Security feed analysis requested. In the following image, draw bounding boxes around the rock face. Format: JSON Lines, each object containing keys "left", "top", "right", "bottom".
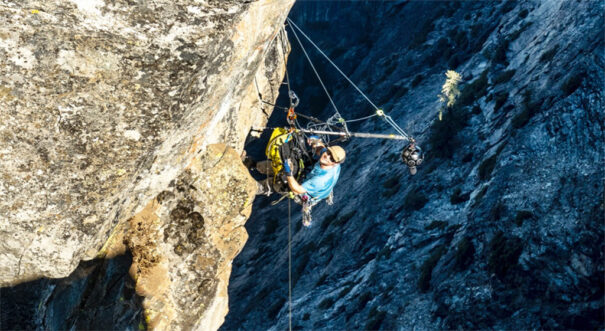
{"left": 224, "top": 1, "right": 603, "bottom": 330}
{"left": 0, "top": 0, "right": 294, "bottom": 329}
{"left": 121, "top": 144, "right": 257, "bottom": 330}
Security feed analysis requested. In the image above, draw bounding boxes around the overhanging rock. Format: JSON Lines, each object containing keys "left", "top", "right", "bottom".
{"left": 0, "top": 0, "right": 294, "bottom": 295}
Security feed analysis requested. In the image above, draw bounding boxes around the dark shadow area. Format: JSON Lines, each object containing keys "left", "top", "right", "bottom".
{"left": 0, "top": 252, "right": 145, "bottom": 331}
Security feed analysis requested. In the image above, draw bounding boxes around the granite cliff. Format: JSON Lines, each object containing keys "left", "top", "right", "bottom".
{"left": 1, "top": 0, "right": 294, "bottom": 329}
{"left": 224, "top": 1, "right": 604, "bottom": 330}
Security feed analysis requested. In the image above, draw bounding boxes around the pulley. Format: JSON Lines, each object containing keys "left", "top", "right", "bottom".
{"left": 401, "top": 142, "right": 424, "bottom": 175}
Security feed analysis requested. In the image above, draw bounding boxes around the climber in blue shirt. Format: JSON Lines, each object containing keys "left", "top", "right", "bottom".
{"left": 283, "top": 136, "right": 345, "bottom": 200}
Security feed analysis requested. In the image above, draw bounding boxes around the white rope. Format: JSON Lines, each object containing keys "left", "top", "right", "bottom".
{"left": 287, "top": 18, "right": 380, "bottom": 110}
{"left": 286, "top": 18, "right": 411, "bottom": 141}
{"left": 344, "top": 113, "right": 379, "bottom": 123}
{"left": 288, "top": 21, "right": 351, "bottom": 137}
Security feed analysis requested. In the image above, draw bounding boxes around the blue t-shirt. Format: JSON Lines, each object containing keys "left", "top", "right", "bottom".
{"left": 301, "top": 163, "right": 341, "bottom": 200}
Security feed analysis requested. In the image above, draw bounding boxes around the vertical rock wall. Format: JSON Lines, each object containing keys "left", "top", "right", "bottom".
{"left": 0, "top": 0, "right": 295, "bottom": 329}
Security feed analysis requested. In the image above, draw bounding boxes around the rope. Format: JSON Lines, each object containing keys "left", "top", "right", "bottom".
{"left": 254, "top": 26, "right": 293, "bottom": 112}
{"left": 287, "top": 20, "right": 351, "bottom": 138}
{"left": 288, "top": 199, "right": 292, "bottom": 331}
{"left": 286, "top": 18, "right": 412, "bottom": 142}
{"left": 279, "top": 26, "right": 295, "bottom": 110}
{"left": 287, "top": 18, "right": 380, "bottom": 110}
{"left": 343, "top": 113, "right": 379, "bottom": 123}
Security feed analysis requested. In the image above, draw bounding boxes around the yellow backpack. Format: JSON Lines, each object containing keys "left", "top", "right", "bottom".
{"left": 265, "top": 127, "right": 291, "bottom": 176}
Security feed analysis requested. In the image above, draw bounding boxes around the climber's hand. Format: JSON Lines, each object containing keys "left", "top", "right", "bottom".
{"left": 307, "top": 135, "right": 322, "bottom": 148}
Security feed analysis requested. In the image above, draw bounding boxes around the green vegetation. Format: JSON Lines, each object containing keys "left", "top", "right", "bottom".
{"left": 418, "top": 245, "right": 446, "bottom": 292}
{"left": 425, "top": 220, "right": 448, "bottom": 231}
{"left": 478, "top": 154, "right": 498, "bottom": 181}
{"left": 539, "top": 45, "right": 559, "bottom": 63}
{"left": 365, "top": 307, "right": 387, "bottom": 330}
{"left": 404, "top": 190, "right": 428, "bottom": 211}
{"left": 514, "top": 210, "right": 534, "bottom": 226}
{"left": 454, "top": 237, "right": 475, "bottom": 271}
{"left": 318, "top": 297, "right": 334, "bottom": 310}
{"left": 561, "top": 73, "right": 584, "bottom": 96}
{"left": 450, "top": 188, "right": 470, "bottom": 204}
{"left": 493, "top": 70, "right": 516, "bottom": 85}
{"left": 487, "top": 231, "right": 523, "bottom": 278}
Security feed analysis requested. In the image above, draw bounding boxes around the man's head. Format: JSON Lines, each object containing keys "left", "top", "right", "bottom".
{"left": 320, "top": 145, "right": 346, "bottom": 166}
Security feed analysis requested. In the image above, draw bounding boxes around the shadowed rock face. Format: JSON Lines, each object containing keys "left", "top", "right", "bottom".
{"left": 224, "top": 1, "right": 604, "bottom": 330}
{"left": 0, "top": 0, "right": 294, "bottom": 329}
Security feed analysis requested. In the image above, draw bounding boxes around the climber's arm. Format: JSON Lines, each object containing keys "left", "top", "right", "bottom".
{"left": 286, "top": 175, "right": 307, "bottom": 195}
{"left": 283, "top": 160, "right": 307, "bottom": 195}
